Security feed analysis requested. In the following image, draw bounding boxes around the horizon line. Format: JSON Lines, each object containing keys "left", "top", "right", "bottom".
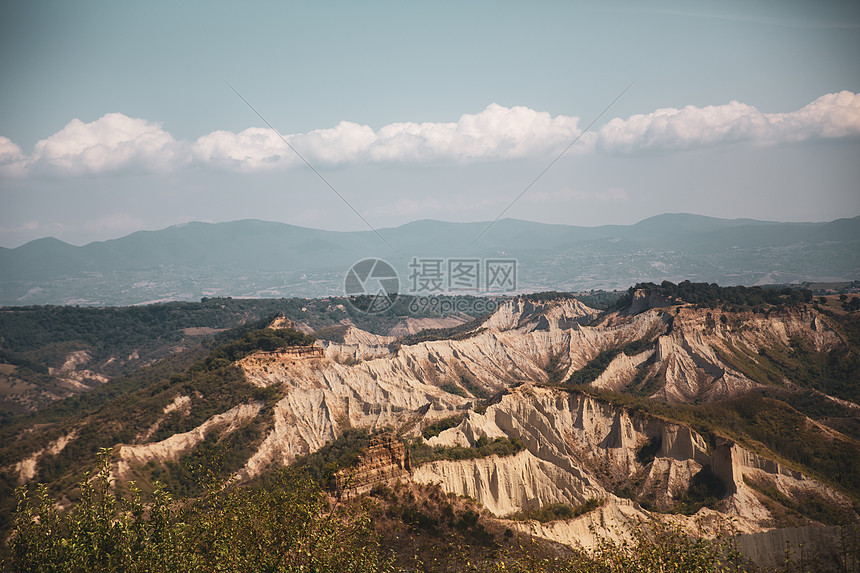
{"left": 3, "top": 211, "right": 859, "bottom": 250}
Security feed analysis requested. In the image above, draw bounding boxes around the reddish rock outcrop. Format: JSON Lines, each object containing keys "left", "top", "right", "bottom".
{"left": 332, "top": 432, "right": 410, "bottom": 498}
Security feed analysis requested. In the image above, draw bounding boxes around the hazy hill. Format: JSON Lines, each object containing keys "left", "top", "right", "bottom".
{"left": 1, "top": 214, "right": 858, "bottom": 305}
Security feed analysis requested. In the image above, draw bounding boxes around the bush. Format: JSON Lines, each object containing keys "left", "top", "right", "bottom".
{"left": 10, "top": 449, "right": 384, "bottom": 573}
{"left": 508, "top": 498, "right": 604, "bottom": 523}
{"left": 636, "top": 436, "right": 662, "bottom": 465}
{"left": 292, "top": 428, "right": 375, "bottom": 487}
{"left": 421, "top": 415, "right": 465, "bottom": 439}
{"left": 675, "top": 465, "right": 727, "bottom": 515}
{"left": 198, "top": 327, "right": 316, "bottom": 371}
{"left": 616, "top": 280, "right": 813, "bottom": 311}
{"left": 410, "top": 437, "right": 526, "bottom": 466}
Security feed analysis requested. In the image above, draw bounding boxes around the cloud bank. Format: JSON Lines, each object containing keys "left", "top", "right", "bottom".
{"left": 0, "top": 137, "right": 28, "bottom": 177}
{"left": 594, "top": 91, "right": 860, "bottom": 153}
{"left": 191, "top": 104, "right": 582, "bottom": 172}
{"left": 29, "top": 113, "right": 187, "bottom": 176}
{"left": 2, "top": 92, "right": 858, "bottom": 177}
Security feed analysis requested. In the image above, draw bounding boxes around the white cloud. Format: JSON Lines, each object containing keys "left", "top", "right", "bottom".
{"left": 776, "top": 91, "right": 860, "bottom": 140}
{"left": 192, "top": 127, "right": 297, "bottom": 172}
{"left": 0, "top": 136, "right": 28, "bottom": 177}
{"left": 29, "top": 113, "right": 188, "bottom": 176}
{"left": 595, "top": 91, "right": 860, "bottom": 153}
{"left": 1, "top": 92, "right": 858, "bottom": 178}
{"left": 192, "top": 104, "right": 582, "bottom": 170}
{"left": 0, "top": 220, "right": 40, "bottom": 233}
{"left": 368, "top": 104, "right": 582, "bottom": 162}
{"left": 292, "top": 121, "right": 378, "bottom": 164}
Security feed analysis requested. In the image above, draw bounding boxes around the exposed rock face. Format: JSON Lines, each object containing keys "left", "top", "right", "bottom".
{"left": 268, "top": 314, "right": 295, "bottom": 330}
{"left": 8, "top": 293, "right": 856, "bottom": 573}
{"left": 135, "top": 394, "right": 192, "bottom": 443}
{"left": 413, "top": 384, "right": 854, "bottom": 533}
{"left": 237, "top": 351, "right": 470, "bottom": 479}
{"left": 591, "top": 349, "right": 654, "bottom": 392}
{"left": 114, "top": 402, "right": 263, "bottom": 479}
{"left": 412, "top": 449, "right": 603, "bottom": 516}
{"left": 628, "top": 288, "right": 673, "bottom": 314}
{"left": 386, "top": 315, "right": 471, "bottom": 337}
{"left": 13, "top": 430, "right": 78, "bottom": 483}
{"left": 333, "top": 432, "right": 410, "bottom": 497}
{"left": 74, "top": 295, "right": 853, "bottom": 568}
{"left": 231, "top": 297, "right": 855, "bottom": 537}
{"left": 653, "top": 306, "right": 841, "bottom": 403}
{"left": 506, "top": 498, "right": 648, "bottom": 550}
{"left": 481, "top": 297, "right": 598, "bottom": 332}
{"left": 237, "top": 297, "right": 669, "bottom": 477}
{"left": 50, "top": 350, "right": 110, "bottom": 393}
{"left": 321, "top": 326, "right": 397, "bottom": 362}
{"left": 709, "top": 437, "right": 853, "bottom": 528}
{"left": 735, "top": 524, "right": 860, "bottom": 572}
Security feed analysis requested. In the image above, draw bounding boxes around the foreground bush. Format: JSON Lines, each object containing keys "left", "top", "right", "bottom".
{"left": 10, "top": 450, "right": 383, "bottom": 573}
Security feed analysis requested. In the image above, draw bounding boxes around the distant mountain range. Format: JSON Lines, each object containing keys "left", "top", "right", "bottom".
{"left": 1, "top": 214, "right": 858, "bottom": 306}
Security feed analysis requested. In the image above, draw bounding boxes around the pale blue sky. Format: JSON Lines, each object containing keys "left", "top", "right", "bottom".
{"left": 1, "top": 0, "right": 859, "bottom": 247}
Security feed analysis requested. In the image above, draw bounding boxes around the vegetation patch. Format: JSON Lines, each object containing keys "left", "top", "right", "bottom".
{"left": 615, "top": 280, "right": 813, "bottom": 310}
{"left": 292, "top": 428, "right": 379, "bottom": 487}
{"left": 198, "top": 327, "right": 316, "bottom": 371}
{"left": 368, "top": 481, "right": 503, "bottom": 564}
{"left": 630, "top": 366, "right": 662, "bottom": 398}
{"left": 743, "top": 475, "right": 849, "bottom": 525}
{"left": 566, "top": 349, "right": 621, "bottom": 386}
{"left": 521, "top": 290, "right": 627, "bottom": 310}
{"left": 565, "top": 337, "right": 655, "bottom": 387}
{"left": 713, "top": 341, "right": 786, "bottom": 387}
{"left": 715, "top": 333, "right": 860, "bottom": 405}
{"left": 10, "top": 461, "right": 762, "bottom": 573}
{"left": 507, "top": 498, "right": 604, "bottom": 522}
{"left": 312, "top": 324, "right": 349, "bottom": 342}
{"left": 522, "top": 291, "right": 578, "bottom": 303}
{"left": 440, "top": 383, "right": 468, "bottom": 397}
{"left": 543, "top": 352, "right": 568, "bottom": 384}
{"left": 154, "top": 409, "right": 273, "bottom": 497}
{"left": 636, "top": 436, "right": 662, "bottom": 465}
{"left": 458, "top": 371, "right": 490, "bottom": 399}
{"left": 0, "top": 349, "right": 49, "bottom": 375}
{"left": 11, "top": 451, "right": 385, "bottom": 573}
{"left": 409, "top": 436, "right": 525, "bottom": 466}
{"left": 421, "top": 415, "right": 465, "bottom": 439}
{"left": 674, "top": 465, "right": 727, "bottom": 515}
{"left": 575, "top": 386, "right": 860, "bottom": 501}
{"left": 621, "top": 338, "right": 653, "bottom": 356}
{"left": 393, "top": 316, "right": 489, "bottom": 347}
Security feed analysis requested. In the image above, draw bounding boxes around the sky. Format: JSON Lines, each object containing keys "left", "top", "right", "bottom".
{"left": 1, "top": 0, "right": 859, "bottom": 248}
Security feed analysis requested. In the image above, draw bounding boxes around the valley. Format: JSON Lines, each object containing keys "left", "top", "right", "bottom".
{"left": 2, "top": 215, "right": 858, "bottom": 306}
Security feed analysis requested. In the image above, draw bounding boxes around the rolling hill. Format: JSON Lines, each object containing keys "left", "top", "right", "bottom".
{"left": 1, "top": 214, "right": 858, "bottom": 306}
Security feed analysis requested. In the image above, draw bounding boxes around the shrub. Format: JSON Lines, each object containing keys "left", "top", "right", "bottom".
{"left": 409, "top": 437, "right": 526, "bottom": 466}
{"left": 10, "top": 449, "right": 385, "bottom": 573}
{"left": 508, "top": 498, "right": 604, "bottom": 523}
{"left": 421, "top": 415, "right": 465, "bottom": 439}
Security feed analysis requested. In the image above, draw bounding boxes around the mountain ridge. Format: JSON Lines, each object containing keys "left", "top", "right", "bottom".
{"left": 1, "top": 213, "right": 858, "bottom": 306}
{"left": 9, "top": 212, "right": 856, "bottom": 252}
